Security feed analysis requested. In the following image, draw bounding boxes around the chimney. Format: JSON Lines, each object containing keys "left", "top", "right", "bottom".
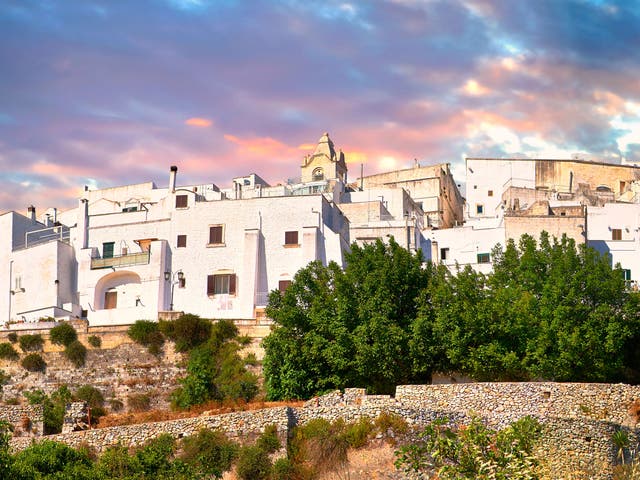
{"left": 27, "top": 205, "right": 36, "bottom": 222}
{"left": 169, "top": 165, "right": 178, "bottom": 193}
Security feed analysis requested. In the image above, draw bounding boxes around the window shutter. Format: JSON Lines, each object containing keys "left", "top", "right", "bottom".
{"left": 229, "top": 274, "right": 237, "bottom": 295}
{"left": 207, "top": 275, "right": 215, "bottom": 296}
{"left": 175, "top": 195, "right": 188, "bottom": 208}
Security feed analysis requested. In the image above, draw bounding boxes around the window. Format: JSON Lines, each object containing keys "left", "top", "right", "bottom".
{"left": 122, "top": 206, "right": 138, "bottom": 212}
{"left": 476, "top": 204, "right": 484, "bottom": 215}
{"left": 207, "top": 274, "right": 236, "bottom": 296}
{"left": 175, "top": 194, "right": 188, "bottom": 208}
{"left": 104, "top": 290, "right": 117, "bottom": 309}
{"left": 622, "top": 269, "right": 631, "bottom": 281}
{"left": 177, "top": 235, "right": 187, "bottom": 248}
{"left": 103, "top": 242, "right": 115, "bottom": 259}
{"left": 612, "top": 229, "right": 622, "bottom": 241}
{"left": 477, "top": 253, "right": 491, "bottom": 264}
{"left": 285, "top": 231, "right": 299, "bottom": 246}
{"left": 440, "top": 247, "right": 449, "bottom": 261}
{"left": 278, "top": 280, "right": 292, "bottom": 293}
{"left": 312, "top": 167, "right": 324, "bottom": 181}
{"left": 488, "top": 190, "right": 493, "bottom": 197}
{"left": 209, "top": 225, "right": 224, "bottom": 245}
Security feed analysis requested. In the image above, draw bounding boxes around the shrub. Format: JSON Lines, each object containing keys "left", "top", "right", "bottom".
{"left": 244, "top": 352, "right": 259, "bottom": 366}
{"left": 127, "top": 393, "right": 151, "bottom": 412}
{"left": 18, "top": 334, "right": 44, "bottom": 352}
{"left": 344, "top": 416, "right": 375, "bottom": 448}
{"left": 87, "top": 335, "right": 101, "bottom": 348}
{"left": 128, "top": 320, "right": 164, "bottom": 355}
{"left": 271, "top": 458, "right": 298, "bottom": 480}
{"left": 289, "top": 418, "right": 349, "bottom": 475}
{"left": 75, "top": 385, "right": 105, "bottom": 421}
{"left": 159, "top": 313, "right": 211, "bottom": 353}
{"left": 21, "top": 353, "right": 46, "bottom": 372}
{"left": 108, "top": 398, "right": 124, "bottom": 412}
{"left": 256, "top": 424, "right": 281, "bottom": 454}
{"left": 0, "top": 342, "right": 19, "bottom": 360}
{"left": 49, "top": 323, "right": 77, "bottom": 347}
{"left": 64, "top": 340, "right": 87, "bottom": 367}
{"left": 24, "top": 386, "right": 71, "bottom": 435}
{"left": 0, "top": 370, "right": 9, "bottom": 391}
{"left": 374, "top": 411, "right": 409, "bottom": 438}
{"left": 236, "top": 445, "right": 271, "bottom": 480}
{"left": 7, "top": 332, "right": 17, "bottom": 343}
{"left": 11, "top": 439, "right": 92, "bottom": 476}
{"left": 135, "top": 434, "right": 176, "bottom": 475}
{"left": 179, "top": 428, "right": 238, "bottom": 478}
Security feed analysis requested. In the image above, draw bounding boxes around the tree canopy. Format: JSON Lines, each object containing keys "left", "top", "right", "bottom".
{"left": 263, "top": 234, "right": 640, "bottom": 400}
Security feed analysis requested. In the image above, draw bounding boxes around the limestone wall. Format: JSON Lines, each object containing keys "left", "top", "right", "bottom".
{"left": 7, "top": 382, "right": 640, "bottom": 479}
{"left": 0, "top": 404, "right": 43, "bottom": 437}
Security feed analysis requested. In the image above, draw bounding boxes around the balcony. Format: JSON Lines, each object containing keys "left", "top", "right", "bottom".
{"left": 91, "top": 251, "right": 150, "bottom": 270}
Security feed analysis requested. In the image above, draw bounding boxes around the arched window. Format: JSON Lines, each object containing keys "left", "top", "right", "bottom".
{"left": 312, "top": 167, "right": 324, "bottom": 181}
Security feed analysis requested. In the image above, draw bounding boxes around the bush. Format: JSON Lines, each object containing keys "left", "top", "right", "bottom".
{"left": 18, "top": 334, "right": 44, "bottom": 352}
{"left": 21, "top": 353, "right": 46, "bottom": 372}
{"left": 256, "top": 424, "right": 281, "bottom": 454}
{"left": 75, "top": 385, "right": 105, "bottom": 421}
{"left": 344, "top": 416, "right": 375, "bottom": 448}
{"left": 159, "top": 314, "right": 211, "bottom": 353}
{"left": 24, "top": 386, "right": 71, "bottom": 434}
{"left": 0, "top": 370, "right": 9, "bottom": 391}
{"left": 7, "top": 332, "right": 17, "bottom": 343}
{"left": 12, "top": 439, "right": 92, "bottom": 476}
{"left": 127, "top": 393, "right": 151, "bottom": 412}
{"left": 374, "top": 411, "right": 409, "bottom": 437}
{"left": 289, "top": 418, "right": 349, "bottom": 475}
{"left": 179, "top": 428, "right": 238, "bottom": 478}
{"left": 271, "top": 458, "right": 297, "bottom": 480}
{"left": 128, "top": 320, "right": 164, "bottom": 355}
{"left": 0, "top": 342, "right": 19, "bottom": 360}
{"left": 108, "top": 398, "right": 124, "bottom": 412}
{"left": 49, "top": 323, "right": 77, "bottom": 347}
{"left": 236, "top": 445, "right": 271, "bottom": 480}
{"left": 87, "top": 335, "right": 101, "bottom": 348}
{"left": 64, "top": 340, "right": 87, "bottom": 367}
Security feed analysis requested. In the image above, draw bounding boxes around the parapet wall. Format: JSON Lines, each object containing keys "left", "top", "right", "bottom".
{"left": 8, "top": 382, "right": 640, "bottom": 479}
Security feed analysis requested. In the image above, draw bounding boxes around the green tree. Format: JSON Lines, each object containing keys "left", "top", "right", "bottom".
{"left": 25, "top": 386, "right": 72, "bottom": 435}
{"left": 179, "top": 428, "right": 238, "bottom": 478}
{"left": 264, "top": 238, "right": 433, "bottom": 399}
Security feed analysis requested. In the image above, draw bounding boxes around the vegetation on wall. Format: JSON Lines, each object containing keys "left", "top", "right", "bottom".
{"left": 170, "top": 318, "right": 258, "bottom": 409}
{"left": 264, "top": 234, "right": 640, "bottom": 400}
{"left": 395, "top": 415, "right": 542, "bottom": 479}
{"left": 0, "top": 342, "right": 19, "bottom": 361}
{"left": 18, "top": 334, "right": 44, "bottom": 352}
{"left": 49, "top": 323, "right": 77, "bottom": 347}
{"left": 128, "top": 320, "right": 165, "bottom": 355}
{"left": 21, "top": 353, "right": 46, "bottom": 372}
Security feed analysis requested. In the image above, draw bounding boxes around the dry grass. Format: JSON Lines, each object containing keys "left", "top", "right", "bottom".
{"left": 96, "top": 399, "right": 304, "bottom": 428}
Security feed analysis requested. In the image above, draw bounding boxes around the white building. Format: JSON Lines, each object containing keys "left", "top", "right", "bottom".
{"left": 587, "top": 203, "right": 640, "bottom": 287}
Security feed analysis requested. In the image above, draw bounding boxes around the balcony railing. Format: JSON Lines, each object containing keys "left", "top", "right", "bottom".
{"left": 91, "top": 251, "right": 150, "bottom": 270}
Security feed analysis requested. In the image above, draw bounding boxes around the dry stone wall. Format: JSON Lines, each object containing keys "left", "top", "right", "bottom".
{"left": 0, "top": 404, "right": 43, "bottom": 437}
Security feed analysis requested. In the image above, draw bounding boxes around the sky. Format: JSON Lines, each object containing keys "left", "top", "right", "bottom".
{"left": 1, "top": 0, "right": 640, "bottom": 214}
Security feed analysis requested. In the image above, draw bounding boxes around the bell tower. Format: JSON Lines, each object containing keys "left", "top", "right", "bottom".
{"left": 301, "top": 133, "right": 347, "bottom": 183}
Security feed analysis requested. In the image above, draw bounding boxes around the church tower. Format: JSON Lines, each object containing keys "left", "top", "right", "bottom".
{"left": 300, "top": 133, "right": 347, "bottom": 183}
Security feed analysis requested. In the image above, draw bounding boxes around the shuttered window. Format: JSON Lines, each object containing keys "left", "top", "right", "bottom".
{"left": 284, "top": 231, "right": 298, "bottom": 246}
{"left": 209, "top": 225, "right": 224, "bottom": 245}
{"left": 207, "top": 274, "right": 236, "bottom": 296}
{"left": 175, "top": 195, "right": 188, "bottom": 208}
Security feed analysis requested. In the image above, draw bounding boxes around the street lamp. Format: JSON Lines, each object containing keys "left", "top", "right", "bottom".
{"left": 164, "top": 270, "right": 184, "bottom": 311}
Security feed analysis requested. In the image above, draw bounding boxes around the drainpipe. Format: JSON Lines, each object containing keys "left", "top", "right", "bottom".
{"left": 8, "top": 260, "right": 13, "bottom": 323}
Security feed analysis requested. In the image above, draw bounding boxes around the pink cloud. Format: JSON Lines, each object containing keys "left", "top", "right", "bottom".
{"left": 185, "top": 117, "right": 213, "bottom": 127}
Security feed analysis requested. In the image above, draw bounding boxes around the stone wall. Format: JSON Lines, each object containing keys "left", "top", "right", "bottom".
{"left": 7, "top": 382, "right": 640, "bottom": 479}
{"left": 11, "top": 406, "right": 292, "bottom": 454}
{"left": 0, "top": 404, "right": 43, "bottom": 437}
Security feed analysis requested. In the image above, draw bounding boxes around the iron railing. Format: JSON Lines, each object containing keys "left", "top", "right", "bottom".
{"left": 90, "top": 251, "right": 150, "bottom": 269}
